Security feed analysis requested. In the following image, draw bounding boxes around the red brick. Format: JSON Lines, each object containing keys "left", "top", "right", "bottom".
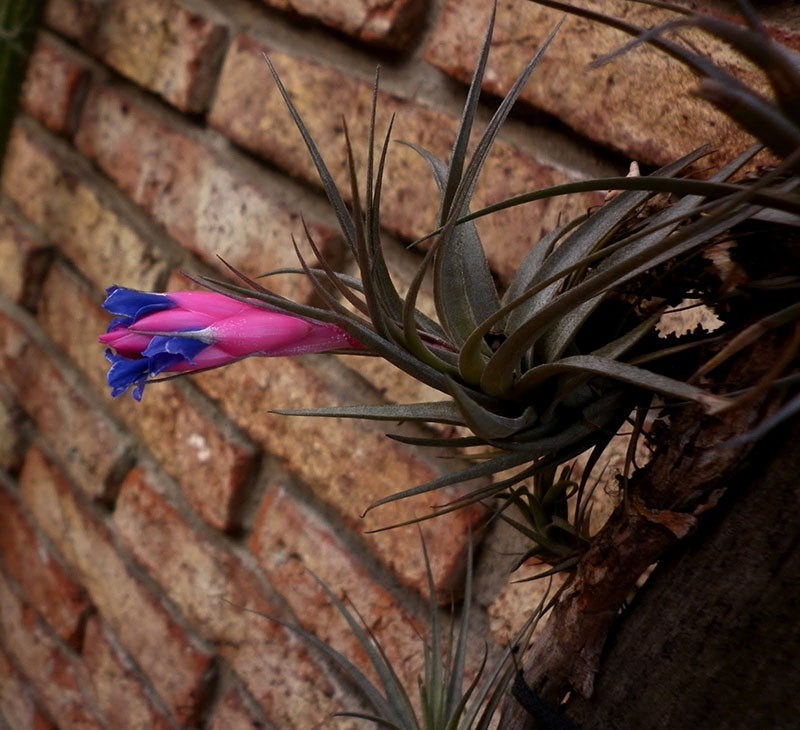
{"left": 38, "top": 262, "right": 262, "bottom": 530}
{"left": 48, "top": 0, "right": 227, "bottom": 113}
{"left": 112, "top": 466, "right": 361, "bottom": 727}
{"left": 0, "top": 571, "right": 107, "bottom": 729}
{"left": 81, "top": 615, "right": 178, "bottom": 730}
{"left": 1, "top": 121, "right": 173, "bottom": 293}
{"left": 205, "top": 679, "right": 272, "bottom": 730}
{"left": 0, "top": 301, "right": 134, "bottom": 502}
{"left": 425, "top": 0, "right": 798, "bottom": 168}
{"left": 0, "top": 393, "right": 26, "bottom": 474}
{"left": 43, "top": 0, "right": 103, "bottom": 46}
{"left": 21, "top": 34, "right": 88, "bottom": 136}
{"left": 18, "top": 446, "right": 215, "bottom": 725}
{"left": 74, "top": 81, "right": 341, "bottom": 303}
{"left": 248, "top": 482, "right": 424, "bottom": 687}
{"left": 193, "top": 353, "right": 483, "bottom": 598}
{"left": 0, "top": 647, "right": 57, "bottom": 730}
{"left": 209, "top": 35, "right": 597, "bottom": 283}
{"left": 0, "top": 483, "right": 92, "bottom": 647}
{"left": 261, "top": 0, "right": 425, "bottom": 50}
{"left": 0, "top": 204, "right": 53, "bottom": 309}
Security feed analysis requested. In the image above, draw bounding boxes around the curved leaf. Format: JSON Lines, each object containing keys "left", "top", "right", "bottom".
{"left": 447, "top": 378, "right": 538, "bottom": 440}
{"left": 405, "top": 142, "right": 500, "bottom": 351}
{"left": 511, "top": 355, "right": 729, "bottom": 411}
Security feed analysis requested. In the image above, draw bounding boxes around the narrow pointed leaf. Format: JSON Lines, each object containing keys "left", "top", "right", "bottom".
{"left": 263, "top": 56, "right": 357, "bottom": 250}
{"left": 512, "top": 355, "right": 729, "bottom": 411}
{"left": 433, "top": 18, "right": 563, "bottom": 347}
{"left": 406, "top": 142, "right": 500, "bottom": 349}
{"left": 272, "top": 401, "right": 466, "bottom": 425}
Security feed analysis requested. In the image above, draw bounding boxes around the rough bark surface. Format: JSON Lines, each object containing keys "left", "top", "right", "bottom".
{"left": 563, "top": 416, "right": 800, "bottom": 729}
{"left": 502, "top": 340, "right": 786, "bottom": 728}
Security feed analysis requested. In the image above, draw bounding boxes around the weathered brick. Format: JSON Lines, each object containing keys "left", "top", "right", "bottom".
{"left": 205, "top": 679, "right": 272, "bottom": 730}
{"left": 0, "top": 647, "right": 57, "bottom": 730}
{"left": 81, "top": 615, "right": 178, "bottom": 730}
{"left": 74, "top": 81, "right": 341, "bottom": 303}
{"left": 112, "top": 466, "right": 361, "bottom": 727}
{"left": 38, "top": 261, "right": 262, "bottom": 530}
{"left": 0, "top": 203, "right": 53, "bottom": 309}
{"left": 0, "top": 390, "right": 25, "bottom": 474}
{"left": 133, "top": 383, "right": 261, "bottom": 531}
{"left": 248, "top": 482, "right": 425, "bottom": 687}
{"left": 0, "top": 300, "right": 134, "bottom": 501}
{"left": 0, "top": 571, "right": 107, "bottom": 729}
{"left": 1, "top": 121, "right": 172, "bottom": 293}
{"left": 210, "top": 35, "right": 597, "bottom": 282}
{"left": 0, "top": 480, "right": 92, "bottom": 647}
{"left": 34, "top": 261, "right": 108, "bottom": 388}
{"left": 261, "top": 0, "right": 425, "bottom": 50}
{"left": 425, "top": 0, "right": 798, "bottom": 168}
{"left": 18, "top": 446, "right": 215, "bottom": 724}
{"left": 47, "top": 0, "right": 228, "bottom": 113}
{"left": 193, "top": 353, "right": 483, "bottom": 598}
{"left": 43, "top": 0, "right": 103, "bottom": 46}
{"left": 20, "top": 34, "right": 88, "bottom": 136}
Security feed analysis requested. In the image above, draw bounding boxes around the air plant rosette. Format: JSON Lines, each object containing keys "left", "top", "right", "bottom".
{"left": 100, "top": 0, "right": 798, "bottom": 563}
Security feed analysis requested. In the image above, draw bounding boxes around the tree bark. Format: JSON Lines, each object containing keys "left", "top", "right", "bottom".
{"left": 501, "top": 337, "right": 794, "bottom": 729}
{"left": 564, "top": 416, "right": 800, "bottom": 729}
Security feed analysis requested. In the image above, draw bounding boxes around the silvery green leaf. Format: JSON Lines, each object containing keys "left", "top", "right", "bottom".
{"left": 512, "top": 355, "right": 729, "bottom": 412}
{"left": 697, "top": 78, "right": 800, "bottom": 159}
{"left": 263, "top": 56, "right": 357, "bottom": 250}
{"left": 259, "top": 606, "right": 404, "bottom": 724}
{"left": 272, "top": 401, "right": 465, "bottom": 425}
{"left": 431, "top": 18, "right": 562, "bottom": 348}
{"left": 505, "top": 146, "right": 707, "bottom": 345}
{"left": 482, "top": 167, "right": 770, "bottom": 395}
{"left": 364, "top": 449, "right": 538, "bottom": 515}
{"left": 405, "top": 142, "right": 500, "bottom": 351}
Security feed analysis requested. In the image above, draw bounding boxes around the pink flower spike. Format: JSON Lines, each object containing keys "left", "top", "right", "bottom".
{"left": 99, "top": 285, "right": 362, "bottom": 400}
{"left": 206, "top": 310, "right": 315, "bottom": 358}
{"left": 127, "top": 308, "right": 218, "bottom": 334}
{"left": 166, "top": 291, "right": 253, "bottom": 319}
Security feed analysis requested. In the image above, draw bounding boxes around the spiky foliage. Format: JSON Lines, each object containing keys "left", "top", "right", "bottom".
{"left": 525, "top": 0, "right": 800, "bottom": 433}
{"left": 205, "top": 0, "right": 799, "bottom": 564}
{"left": 265, "top": 539, "right": 549, "bottom": 729}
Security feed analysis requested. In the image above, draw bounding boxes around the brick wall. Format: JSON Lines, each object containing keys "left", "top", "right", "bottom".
{"left": 1, "top": 1, "right": 797, "bottom": 727}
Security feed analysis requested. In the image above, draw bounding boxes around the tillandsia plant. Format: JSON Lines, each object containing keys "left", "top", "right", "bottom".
{"left": 194, "top": 0, "right": 796, "bottom": 557}
{"left": 100, "top": 0, "right": 799, "bottom": 565}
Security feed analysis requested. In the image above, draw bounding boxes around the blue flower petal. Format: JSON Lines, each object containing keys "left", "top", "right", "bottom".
{"left": 104, "top": 334, "right": 209, "bottom": 400}
{"left": 102, "top": 286, "right": 175, "bottom": 324}
{"left": 105, "top": 350, "right": 151, "bottom": 401}
{"left": 142, "top": 335, "right": 207, "bottom": 368}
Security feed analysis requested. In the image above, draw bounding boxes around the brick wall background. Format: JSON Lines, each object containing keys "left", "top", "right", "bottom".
{"left": 1, "top": 1, "right": 798, "bottom": 728}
